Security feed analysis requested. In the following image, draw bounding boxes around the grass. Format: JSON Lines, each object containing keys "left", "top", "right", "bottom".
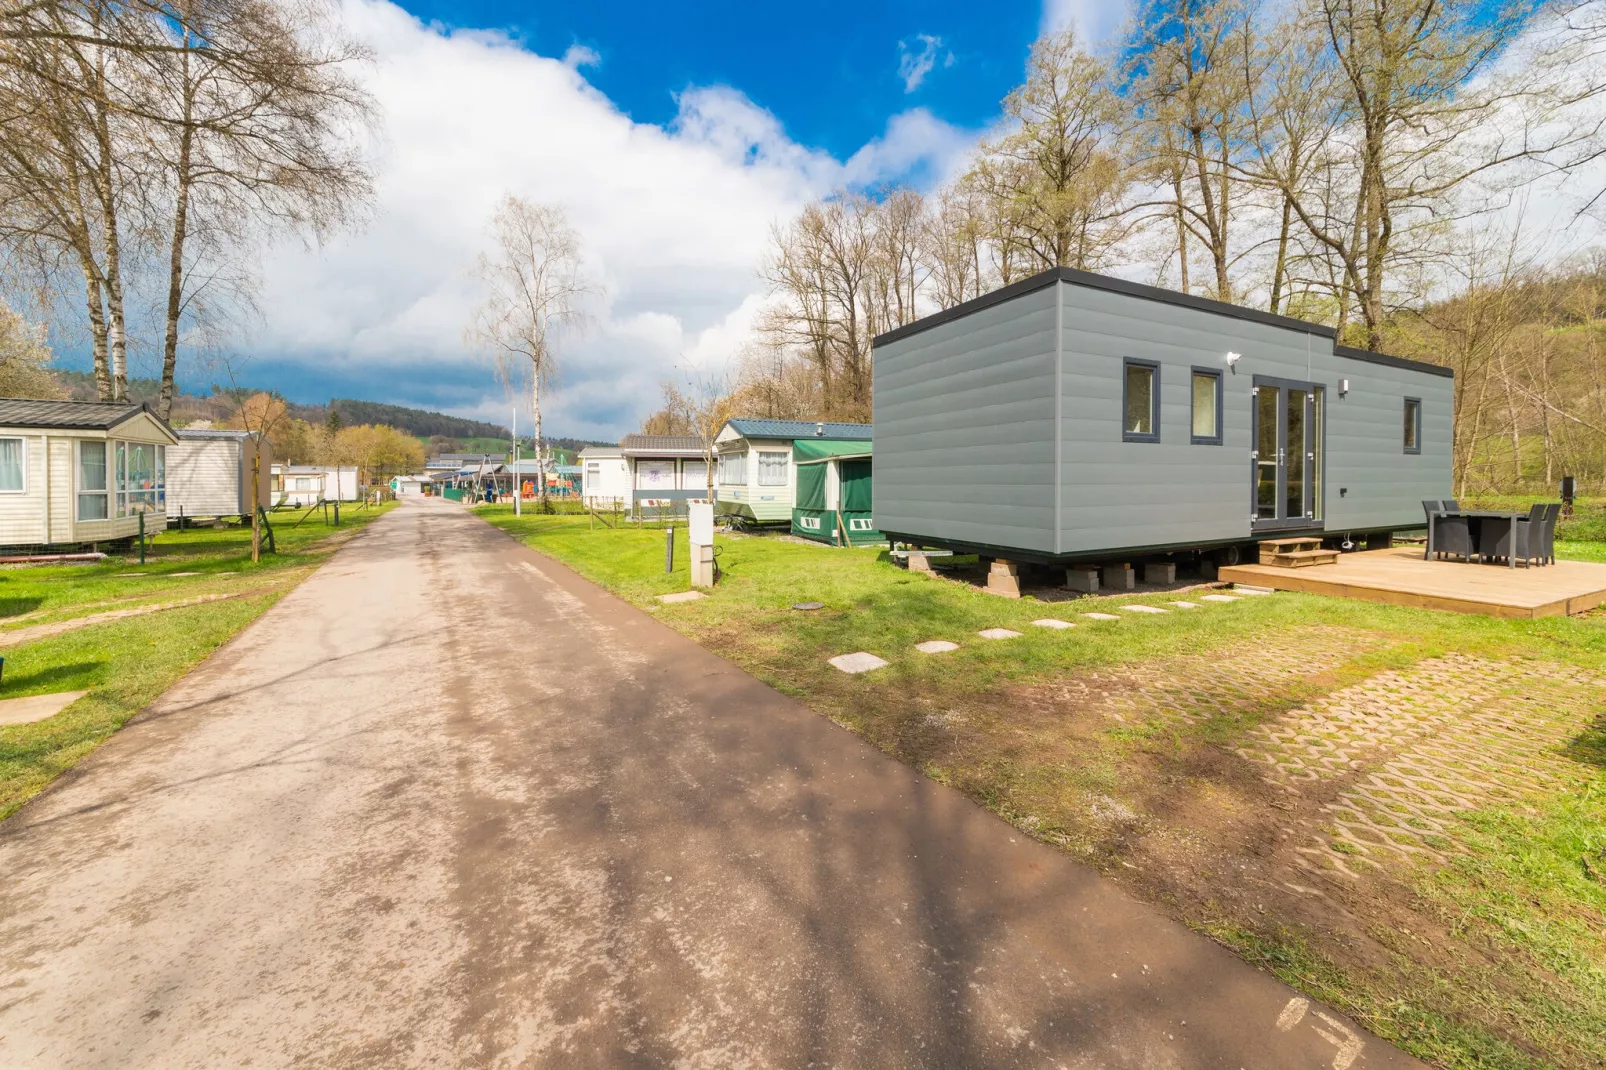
{"left": 0, "top": 502, "right": 395, "bottom": 819}
{"left": 479, "top": 505, "right": 1606, "bottom": 1069}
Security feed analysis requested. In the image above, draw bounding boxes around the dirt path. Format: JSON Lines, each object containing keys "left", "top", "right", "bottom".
{"left": 0, "top": 499, "right": 1419, "bottom": 1068}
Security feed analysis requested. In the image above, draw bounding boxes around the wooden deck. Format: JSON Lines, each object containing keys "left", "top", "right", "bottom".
{"left": 1219, "top": 547, "right": 1606, "bottom": 619}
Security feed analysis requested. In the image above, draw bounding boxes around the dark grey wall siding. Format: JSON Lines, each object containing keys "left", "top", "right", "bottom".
{"left": 872, "top": 278, "right": 1452, "bottom": 557}
{"left": 874, "top": 284, "right": 1058, "bottom": 552}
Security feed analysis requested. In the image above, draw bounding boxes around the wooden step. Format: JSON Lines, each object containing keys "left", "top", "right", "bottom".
{"left": 1259, "top": 537, "right": 1321, "bottom": 553}
{"left": 1261, "top": 549, "right": 1339, "bottom": 568}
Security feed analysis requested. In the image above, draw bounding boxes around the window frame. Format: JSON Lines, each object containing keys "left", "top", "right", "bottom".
{"left": 756, "top": 450, "right": 789, "bottom": 487}
{"left": 0, "top": 435, "right": 26, "bottom": 494}
{"left": 1189, "top": 367, "right": 1224, "bottom": 446}
{"left": 76, "top": 439, "right": 109, "bottom": 521}
{"left": 1122, "top": 357, "right": 1161, "bottom": 443}
{"left": 718, "top": 450, "right": 748, "bottom": 486}
{"left": 1403, "top": 397, "right": 1422, "bottom": 455}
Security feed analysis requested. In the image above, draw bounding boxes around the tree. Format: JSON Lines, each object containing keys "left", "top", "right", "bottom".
{"left": 468, "top": 195, "right": 596, "bottom": 507}
{"left": 0, "top": 298, "right": 63, "bottom": 397}
{"left": 967, "top": 28, "right": 1131, "bottom": 274}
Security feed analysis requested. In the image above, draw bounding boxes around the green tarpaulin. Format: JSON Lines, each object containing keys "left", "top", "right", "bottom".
{"left": 789, "top": 453, "right": 882, "bottom": 546}
{"left": 792, "top": 439, "right": 872, "bottom": 464}
{"left": 796, "top": 460, "right": 826, "bottom": 510}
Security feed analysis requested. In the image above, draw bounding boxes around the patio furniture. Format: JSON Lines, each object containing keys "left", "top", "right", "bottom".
{"left": 1480, "top": 505, "right": 1547, "bottom": 568}
{"left": 1424, "top": 503, "right": 1476, "bottom": 563}
{"left": 1539, "top": 502, "right": 1562, "bottom": 565}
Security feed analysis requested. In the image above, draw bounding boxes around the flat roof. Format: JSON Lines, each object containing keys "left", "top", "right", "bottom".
{"left": 872, "top": 267, "right": 1453, "bottom": 380}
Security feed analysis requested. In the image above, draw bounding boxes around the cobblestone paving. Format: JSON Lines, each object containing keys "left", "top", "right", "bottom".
{"left": 1235, "top": 653, "right": 1606, "bottom": 877}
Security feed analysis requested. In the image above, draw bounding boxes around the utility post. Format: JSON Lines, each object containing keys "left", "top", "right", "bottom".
{"left": 512, "top": 403, "right": 521, "bottom": 517}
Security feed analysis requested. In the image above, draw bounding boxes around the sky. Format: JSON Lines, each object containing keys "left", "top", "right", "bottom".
{"left": 108, "top": 0, "right": 1123, "bottom": 440}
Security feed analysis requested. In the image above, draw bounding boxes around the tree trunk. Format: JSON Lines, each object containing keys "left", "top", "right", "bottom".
{"left": 77, "top": 252, "right": 112, "bottom": 401}
{"left": 160, "top": 44, "right": 196, "bottom": 421}
{"left": 251, "top": 449, "right": 262, "bottom": 563}
{"left": 1269, "top": 194, "right": 1292, "bottom": 315}
{"left": 532, "top": 367, "right": 546, "bottom": 508}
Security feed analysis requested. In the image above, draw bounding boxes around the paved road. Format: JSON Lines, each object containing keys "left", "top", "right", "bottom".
{"left": 0, "top": 501, "right": 1417, "bottom": 1068}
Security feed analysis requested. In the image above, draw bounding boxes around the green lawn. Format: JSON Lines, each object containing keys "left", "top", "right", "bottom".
{"left": 0, "top": 503, "right": 395, "bottom": 819}
{"left": 480, "top": 506, "right": 1606, "bottom": 1070}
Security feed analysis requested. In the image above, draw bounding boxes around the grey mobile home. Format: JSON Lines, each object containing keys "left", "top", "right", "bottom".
{"left": 872, "top": 268, "right": 1452, "bottom": 564}
{"left": 168, "top": 429, "right": 271, "bottom": 521}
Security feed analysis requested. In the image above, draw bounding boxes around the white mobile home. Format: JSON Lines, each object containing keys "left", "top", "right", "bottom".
{"left": 578, "top": 445, "right": 630, "bottom": 507}
{"left": 168, "top": 429, "right": 271, "bottom": 521}
{"left": 714, "top": 419, "right": 873, "bottom": 525}
{"left": 0, "top": 398, "right": 178, "bottom": 549}
{"left": 873, "top": 267, "right": 1453, "bottom": 565}
{"left": 272, "top": 464, "right": 359, "bottom": 506}
{"left": 618, "top": 434, "right": 710, "bottom": 510}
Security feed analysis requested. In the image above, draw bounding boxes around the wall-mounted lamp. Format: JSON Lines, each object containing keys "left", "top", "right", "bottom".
{"left": 1224, "top": 351, "right": 1242, "bottom": 371}
{"left": 1339, "top": 378, "right": 1350, "bottom": 397}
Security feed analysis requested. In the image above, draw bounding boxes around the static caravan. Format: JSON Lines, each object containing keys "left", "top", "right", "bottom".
{"left": 791, "top": 438, "right": 883, "bottom": 546}
{"left": 168, "top": 429, "right": 271, "bottom": 521}
{"left": 872, "top": 268, "right": 1453, "bottom": 567}
{"left": 618, "top": 434, "right": 710, "bottom": 512}
{"left": 273, "top": 464, "right": 359, "bottom": 506}
{"left": 715, "top": 418, "right": 872, "bottom": 526}
{"left": 0, "top": 397, "right": 178, "bottom": 549}
{"left": 579, "top": 446, "right": 630, "bottom": 507}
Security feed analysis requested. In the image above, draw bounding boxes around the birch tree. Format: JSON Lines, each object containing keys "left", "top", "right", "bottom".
{"left": 469, "top": 195, "right": 595, "bottom": 508}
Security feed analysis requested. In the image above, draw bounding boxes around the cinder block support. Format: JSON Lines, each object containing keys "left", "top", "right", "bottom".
{"left": 1366, "top": 532, "right": 1394, "bottom": 550}
{"left": 907, "top": 552, "right": 934, "bottom": 573}
{"left": 1198, "top": 559, "right": 1220, "bottom": 581}
{"left": 1142, "top": 562, "right": 1177, "bottom": 585}
{"left": 1101, "top": 563, "right": 1135, "bottom": 591}
{"left": 1064, "top": 567, "right": 1100, "bottom": 593}
{"left": 986, "top": 558, "right": 1022, "bottom": 598}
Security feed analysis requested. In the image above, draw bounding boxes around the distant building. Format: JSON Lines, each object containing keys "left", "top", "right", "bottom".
{"left": 271, "top": 464, "right": 359, "bottom": 506}
{"left": 578, "top": 446, "right": 629, "bottom": 507}
{"left": 618, "top": 434, "right": 710, "bottom": 513}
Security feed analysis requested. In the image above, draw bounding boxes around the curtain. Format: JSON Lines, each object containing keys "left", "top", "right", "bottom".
{"left": 0, "top": 438, "right": 22, "bottom": 491}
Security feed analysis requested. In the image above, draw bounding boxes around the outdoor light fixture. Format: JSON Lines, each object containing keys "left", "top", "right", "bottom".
{"left": 815, "top": 421, "right": 824, "bottom": 436}
{"left": 1224, "top": 351, "right": 1242, "bottom": 370}
{"left": 1339, "top": 378, "right": 1350, "bottom": 397}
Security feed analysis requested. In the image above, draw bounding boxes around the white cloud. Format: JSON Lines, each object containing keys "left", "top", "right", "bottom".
{"left": 248, "top": 0, "right": 970, "bottom": 439}
{"left": 897, "top": 34, "right": 950, "bottom": 93}
{"left": 1039, "top": 0, "right": 1130, "bottom": 47}
{"left": 560, "top": 42, "right": 600, "bottom": 69}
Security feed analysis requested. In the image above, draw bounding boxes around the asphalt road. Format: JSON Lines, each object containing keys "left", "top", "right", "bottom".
{"left": 0, "top": 500, "right": 1419, "bottom": 1068}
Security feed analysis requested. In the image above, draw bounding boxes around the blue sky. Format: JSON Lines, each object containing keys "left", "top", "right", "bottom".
{"left": 84, "top": 1, "right": 1117, "bottom": 437}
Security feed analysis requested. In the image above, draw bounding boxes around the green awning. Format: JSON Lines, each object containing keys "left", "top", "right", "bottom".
{"left": 793, "top": 439, "right": 872, "bottom": 464}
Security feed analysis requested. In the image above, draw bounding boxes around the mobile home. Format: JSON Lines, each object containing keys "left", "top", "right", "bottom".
{"left": 0, "top": 398, "right": 178, "bottom": 549}
{"left": 872, "top": 268, "right": 1452, "bottom": 566}
{"left": 272, "top": 464, "right": 359, "bottom": 506}
{"left": 715, "top": 418, "right": 872, "bottom": 526}
{"left": 791, "top": 438, "right": 883, "bottom": 546}
{"left": 619, "top": 434, "right": 710, "bottom": 512}
{"left": 578, "top": 445, "right": 630, "bottom": 507}
{"left": 168, "top": 429, "right": 271, "bottom": 521}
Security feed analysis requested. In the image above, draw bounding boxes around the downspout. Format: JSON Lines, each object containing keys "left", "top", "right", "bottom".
{"left": 1053, "top": 276, "right": 1064, "bottom": 556}
{"left": 40, "top": 435, "right": 50, "bottom": 544}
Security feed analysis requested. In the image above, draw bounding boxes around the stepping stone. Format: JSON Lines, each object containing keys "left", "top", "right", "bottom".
{"left": 1119, "top": 605, "right": 1167, "bottom": 614}
{"left": 1082, "top": 612, "right": 1120, "bottom": 621}
{"left": 657, "top": 591, "right": 706, "bottom": 603}
{"left": 1234, "top": 586, "right": 1273, "bottom": 595}
{"left": 1031, "top": 618, "right": 1075, "bottom": 629}
{"left": 829, "top": 651, "right": 889, "bottom": 674}
{"left": 1170, "top": 601, "right": 1199, "bottom": 609}
{"left": 792, "top": 601, "right": 825, "bottom": 611}
{"left": 977, "top": 628, "right": 1022, "bottom": 640}
{"left": 1201, "top": 594, "right": 1239, "bottom": 603}
{"left": 168, "top": 572, "right": 201, "bottom": 577}
{"left": 0, "top": 690, "right": 89, "bottom": 727}
{"left": 915, "top": 640, "right": 959, "bottom": 654}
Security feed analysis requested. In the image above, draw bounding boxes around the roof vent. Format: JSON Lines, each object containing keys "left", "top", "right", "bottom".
{"left": 815, "top": 422, "right": 824, "bottom": 437}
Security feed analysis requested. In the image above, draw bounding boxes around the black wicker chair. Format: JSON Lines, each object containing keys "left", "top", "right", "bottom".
{"left": 1422, "top": 500, "right": 1474, "bottom": 562}
{"left": 1489, "top": 504, "right": 1547, "bottom": 567}
{"left": 1536, "top": 502, "right": 1562, "bottom": 566}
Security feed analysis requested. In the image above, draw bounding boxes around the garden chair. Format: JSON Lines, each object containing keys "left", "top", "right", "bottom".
{"left": 1421, "top": 500, "right": 1443, "bottom": 559}
{"left": 1488, "top": 504, "right": 1547, "bottom": 568}
{"left": 1537, "top": 502, "right": 1562, "bottom": 566}
{"left": 1431, "top": 509, "right": 1475, "bottom": 563}
{"left": 1442, "top": 499, "right": 1462, "bottom": 511}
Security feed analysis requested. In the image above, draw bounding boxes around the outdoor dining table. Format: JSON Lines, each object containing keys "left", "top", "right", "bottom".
{"left": 1426, "top": 510, "right": 1526, "bottom": 567}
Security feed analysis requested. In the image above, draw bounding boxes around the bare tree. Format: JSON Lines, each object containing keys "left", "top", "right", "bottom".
{"left": 468, "top": 195, "right": 596, "bottom": 508}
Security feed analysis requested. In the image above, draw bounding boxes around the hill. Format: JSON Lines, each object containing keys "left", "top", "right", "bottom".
{"left": 328, "top": 399, "right": 509, "bottom": 440}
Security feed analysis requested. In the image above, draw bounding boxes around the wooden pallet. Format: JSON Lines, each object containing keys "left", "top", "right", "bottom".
{"left": 1258, "top": 538, "right": 1339, "bottom": 568}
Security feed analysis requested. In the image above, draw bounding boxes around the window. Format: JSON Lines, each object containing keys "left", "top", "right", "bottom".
{"left": 114, "top": 442, "right": 127, "bottom": 516}
{"left": 294, "top": 476, "right": 317, "bottom": 491}
{"left": 0, "top": 437, "right": 23, "bottom": 492}
{"left": 1190, "top": 368, "right": 1222, "bottom": 445}
{"left": 719, "top": 451, "right": 747, "bottom": 485}
{"left": 1123, "top": 358, "right": 1160, "bottom": 442}
{"left": 585, "top": 462, "right": 600, "bottom": 478}
{"left": 1404, "top": 398, "right": 1422, "bottom": 454}
{"left": 757, "top": 451, "right": 788, "bottom": 486}
{"left": 77, "top": 441, "right": 108, "bottom": 520}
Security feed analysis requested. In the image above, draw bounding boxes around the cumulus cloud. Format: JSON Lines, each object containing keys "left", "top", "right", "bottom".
{"left": 1040, "top": 0, "right": 1130, "bottom": 46}
{"left": 560, "top": 42, "right": 600, "bottom": 69}
{"left": 245, "top": 0, "right": 970, "bottom": 438}
{"left": 897, "top": 34, "right": 952, "bottom": 93}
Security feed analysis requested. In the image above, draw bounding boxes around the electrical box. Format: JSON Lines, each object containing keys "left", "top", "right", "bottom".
{"left": 689, "top": 501, "right": 714, "bottom": 547}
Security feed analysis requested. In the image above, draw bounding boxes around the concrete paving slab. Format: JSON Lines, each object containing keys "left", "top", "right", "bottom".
{"left": 0, "top": 690, "right": 89, "bottom": 727}
{"left": 976, "top": 628, "right": 1022, "bottom": 640}
{"left": 1030, "top": 618, "right": 1075, "bottom": 629}
{"left": 914, "top": 640, "right": 959, "bottom": 654}
{"left": 657, "top": 590, "right": 706, "bottom": 603}
{"left": 828, "top": 651, "right": 889, "bottom": 673}
{"left": 1235, "top": 586, "right": 1273, "bottom": 595}
{"left": 1082, "top": 612, "right": 1121, "bottom": 621}
{"left": 1201, "top": 594, "right": 1240, "bottom": 603}
{"left": 1119, "top": 605, "right": 1168, "bottom": 614}
{"left": 1170, "top": 601, "right": 1200, "bottom": 608}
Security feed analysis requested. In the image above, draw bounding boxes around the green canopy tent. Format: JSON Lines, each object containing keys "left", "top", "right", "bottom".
{"left": 790, "top": 439, "right": 882, "bottom": 546}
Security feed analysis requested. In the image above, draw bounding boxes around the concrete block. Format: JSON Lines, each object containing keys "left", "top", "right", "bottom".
{"left": 1119, "top": 604, "right": 1167, "bottom": 614}
{"left": 1031, "top": 618, "right": 1075, "bottom": 629}
{"left": 1064, "top": 567, "right": 1099, "bottom": 593}
{"left": 1366, "top": 532, "right": 1394, "bottom": 550}
{"left": 1101, "top": 565, "right": 1135, "bottom": 590}
{"left": 1234, "top": 585, "right": 1273, "bottom": 595}
{"left": 1170, "top": 601, "right": 1199, "bottom": 609}
{"left": 1200, "top": 594, "right": 1238, "bottom": 603}
{"left": 908, "top": 553, "right": 934, "bottom": 573}
{"left": 1142, "top": 562, "right": 1176, "bottom": 585}
{"left": 1197, "top": 560, "right": 1219, "bottom": 581}
{"left": 1082, "top": 612, "right": 1120, "bottom": 621}
{"left": 986, "top": 559, "right": 1022, "bottom": 599}
{"left": 977, "top": 628, "right": 1023, "bottom": 640}
{"left": 828, "top": 651, "right": 889, "bottom": 674}
{"left": 915, "top": 640, "right": 959, "bottom": 654}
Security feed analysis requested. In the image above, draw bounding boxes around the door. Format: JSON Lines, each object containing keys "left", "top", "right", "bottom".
{"left": 1252, "top": 378, "right": 1324, "bottom": 531}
